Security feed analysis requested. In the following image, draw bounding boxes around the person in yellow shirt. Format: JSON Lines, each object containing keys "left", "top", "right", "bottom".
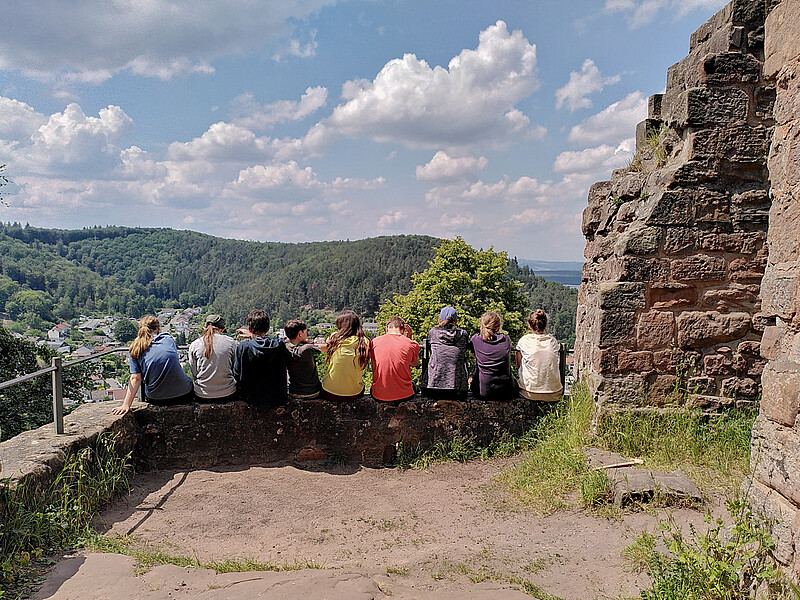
{"left": 321, "top": 310, "right": 371, "bottom": 400}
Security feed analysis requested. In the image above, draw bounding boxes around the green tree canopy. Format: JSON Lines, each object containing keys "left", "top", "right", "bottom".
{"left": 114, "top": 319, "right": 138, "bottom": 343}
{"left": 376, "top": 237, "right": 529, "bottom": 342}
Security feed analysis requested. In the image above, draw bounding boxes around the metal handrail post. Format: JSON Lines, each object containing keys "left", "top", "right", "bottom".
{"left": 51, "top": 356, "right": 64, "bottom": 434}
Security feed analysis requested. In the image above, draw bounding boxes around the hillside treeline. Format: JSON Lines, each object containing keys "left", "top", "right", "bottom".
{"left": 0, "top": 224, "right": 577, "bottom": 345}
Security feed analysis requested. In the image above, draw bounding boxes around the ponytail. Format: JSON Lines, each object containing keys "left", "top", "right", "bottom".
{"left": 202, "top": 323, "right": 218, "bottom": 359}
{"left": 129, "top": 315, "right": 160, "bottom": 359}
{"left": 480, "top": 311, "right": 502, "bottom": 341}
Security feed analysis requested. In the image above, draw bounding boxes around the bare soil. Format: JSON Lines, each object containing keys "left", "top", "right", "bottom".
{"left": 34, "top": 458, "right": 715, "bottom": 600}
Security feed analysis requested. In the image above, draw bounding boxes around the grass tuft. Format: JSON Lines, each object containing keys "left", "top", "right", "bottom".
{"left": 86, "top": 534, "right": 324, "bottom": 575}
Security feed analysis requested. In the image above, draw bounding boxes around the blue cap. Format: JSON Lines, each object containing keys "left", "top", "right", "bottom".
{"left": 439, "top": 306, "right": 457, "bottom": 321}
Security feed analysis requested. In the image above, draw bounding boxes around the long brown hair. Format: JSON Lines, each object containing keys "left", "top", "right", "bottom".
{"left": 480, "top": 311, "right": 502, "bottom": 341}
{"left": 202, "top": 324, "right": 224, "bottom": 359}
{"left": 129, "top": 315, "right": 160, "bottom": 359}
{"left": 326, "top": 310, "right": 369, "bottom": 368}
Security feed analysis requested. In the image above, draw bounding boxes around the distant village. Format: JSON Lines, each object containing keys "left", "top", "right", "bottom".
{"left": 1, "top": 308, "right": 381, "bottom": 409}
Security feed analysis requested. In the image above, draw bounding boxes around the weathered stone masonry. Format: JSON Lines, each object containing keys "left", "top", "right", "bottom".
{"left": 749, "top": 0, "right": 800, "bottom": 579}
{"left": 575, "top": 0, "right": 773, "bottom": 410}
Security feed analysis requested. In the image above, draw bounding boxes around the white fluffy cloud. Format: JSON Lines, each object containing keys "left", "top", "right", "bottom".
{"left": 230, "top": 87, "right": 328, "bottom": 131}
{"left": 165, "top": 122, "right": 272, "bottom": 163}
{"left": 326, "top": 21, "right": 543, "bottom": 150}
{"left": 555, "top": 59, "right": 620, "bottom": 111}
{"left": 377, "top": 210, "right": 407, "bottom": 230}
{"left": 415, "top": 151, "right": 488, "bottom": 182}
{"left": 553, "top": 139, "right": 635, "bottom": 174}
{"left": 0, "top": 1, "right": 333, "bottom": 82}
{"left": 604, "top": 0, "right": 727, "bottom": 27}
{"left": 567, "top": 91, "right": 646, "bottom": 145}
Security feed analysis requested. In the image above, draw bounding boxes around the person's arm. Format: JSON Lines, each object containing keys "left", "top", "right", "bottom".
{"left": 188, "top": 346, "right": 198, "bottom": 378}
{"left": 515, "top": 349, "right": 522, "bottom": 369}
{"left": 112, "top": 373, "right": 141, "bottom": 415}
{"left": 410, "top": 341, "right": 420, "bottom": 368}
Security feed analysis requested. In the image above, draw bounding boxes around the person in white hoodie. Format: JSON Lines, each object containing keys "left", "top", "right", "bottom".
{"left": 515, "top": 310, "right": 563, "bottom": 402}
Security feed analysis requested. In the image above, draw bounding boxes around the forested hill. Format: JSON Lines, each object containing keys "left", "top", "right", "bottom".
{"left": 0, "top": 224, "right": 578, "bottom": 343}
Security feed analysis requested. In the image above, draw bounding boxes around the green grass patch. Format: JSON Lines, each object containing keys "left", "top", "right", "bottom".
{"left": 509, "top": 576, "right": 566, "bottom": 599}
{"left": 86, "top": 534, "right": 324, "bottom": 575}
{"left": 502, "top": 382, "right": 755, "bottom": 513}
{"left": 395, "top": 425, "right": 544, "bottom": 470}
{"left": 0, "top": 433, "right": 132, "bottom": 595}
{"left": 595, "top": 407, "right": 755, "bottom": 495}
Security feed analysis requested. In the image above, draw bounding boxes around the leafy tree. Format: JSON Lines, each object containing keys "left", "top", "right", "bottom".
{"left": 114, "top": 319, "right": 137, "bottom": 343}
{"left": 0, "top": 325, "right": 97, "bottom": 440}
{"left": 376, "top": 237, "right": 529, "bottom": 342}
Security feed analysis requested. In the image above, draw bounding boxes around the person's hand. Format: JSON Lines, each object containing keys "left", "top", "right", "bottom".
{"left": 111, "top": 405, "right": 129, "bottom": 416}
{"left": 236, "top": 327, "right": 253, "bottom": 339}
{"left": 403, "top": 324, "right": 413, "bottom": 339}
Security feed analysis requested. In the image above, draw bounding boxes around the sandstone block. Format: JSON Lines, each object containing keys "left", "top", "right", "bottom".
{"left": 671, "top": 87, "right": 749, "bottom": 128}
{"left": 703, "top": 52, "right": 763, "bottom": 84}
{"left": 747, "top": 357, "right": 767, "bottom": 377}
{"left": 613, "top": 223, "right": 662, "bottom": 256}
{"left": 751, "top": 415, "right": 800, "bottom": 508}
{"left": 704, "top": 353, "right": 735, "bottom": 376}
{"left": 728, "top": 258, "right": 766, "bottom": 282}
{"left": 620, "top": 257, "right": 670, "bottom": 282}
{"left": 761, "top": 362, "right": 800, "bottom": 427}
{"left": 688, "top": 376, "right": 716, "bottom": 395}
{"left": 651, "top": 284, "right": 698, "bottom": 309}
{"left": 700, "top": 287, "right": 758, "bottom": 311}
{"left": 773, "top": 63, "right": 800, "bottom": 125}
{"left": 759, "top": 262, "right": 799, "bottom": 320}
{"left": 642, "top": 189, "right": 695, "bottom": 226}
{"left": 671, "top": 255, "right": 726, "bottom": 282}
{"left": 690, "top": 125, "right": 771, "bottom": 166}
{"left": 296, "top": 448, "right": 326, "bottom": 461}
{"left": 676, "top": 311, "right": 751, "bottom": 348}
{"left": 748, "top": 480, "right": 800, "bottom": 569}
{"left": 599, "top": 282, "right": 646, "bottom": 310}
{"left": 760, "top": 326, "right": 782, "bottom": 360}
{"left": 582, "top": 181, "right": 612, "bottom": 236}
{"left": 654, "top": 349, "right": 678, "bottom": 374}
{"left": 618, "top": 351, "right": 655, "bottom": 373}
{"left": 636, "top": 311, "right": 676, "bottom": 349}
{"left": 635, "top": 119, "right": 664, "bottom": 154}
{"left": 596, "top": 374, "right": 647, "bottom": 406}
{"left": 664, "top": 227, "right": 698, "bottom": 254}
{"left": 648, "top": 94, "right": 663, "bottom": 120}
{"left": 720, "top": 376, "right": 759, "bottom": 399}
{"left": 738, "top": 341, "right": 761, "bottom": 356}
{"left": 599, "top": 310, "right": 638, "bottom": 349}
{"left": 766, "top": 184, "right": 800, "bottom": 265}
{"left": 647, "top": 374, "right": 679, "bottom": 404}
{"left": 594, "top": 349, "right": 618, "bottom": 375}
{"left": 765, "top": 0, "right": 800, "bottom": 78}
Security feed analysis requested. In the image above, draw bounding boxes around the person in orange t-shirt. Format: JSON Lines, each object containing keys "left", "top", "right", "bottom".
{"left": 369, "top": 316, "right": 420, "bottom": 404}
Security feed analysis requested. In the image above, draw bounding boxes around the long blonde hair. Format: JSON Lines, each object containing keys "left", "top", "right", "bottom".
{"left": 480, "top": 311, "right": 502, "bottom": 341}
{"left": 129, "top": 315, "right": 160, "bottom": 359}
{"left": 202, "top": 324, "right": 223, "bottom": 359}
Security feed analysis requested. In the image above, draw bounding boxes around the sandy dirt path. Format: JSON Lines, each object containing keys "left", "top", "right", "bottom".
{"left": 34, "top": 459, "right": 711, "bottom": 599}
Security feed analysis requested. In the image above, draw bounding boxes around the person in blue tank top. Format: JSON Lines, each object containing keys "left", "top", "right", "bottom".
{"left": 112, "top": 315, "right": 194, "bottom": 415}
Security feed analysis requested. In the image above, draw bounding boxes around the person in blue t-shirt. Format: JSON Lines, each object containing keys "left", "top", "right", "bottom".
{"left": 112, "top": 315, "right": 194, "bottom": 415}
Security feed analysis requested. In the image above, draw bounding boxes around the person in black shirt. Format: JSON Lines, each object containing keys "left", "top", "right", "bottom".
{"left": 234, "top": 310, "right": 289, "bottom": 409}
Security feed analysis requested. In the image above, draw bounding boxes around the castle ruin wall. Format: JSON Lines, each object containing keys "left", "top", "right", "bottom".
{"left": 575, "top": 0, "right": 773, "bottom": 410}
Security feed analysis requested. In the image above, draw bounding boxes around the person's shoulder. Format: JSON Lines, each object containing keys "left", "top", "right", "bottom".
{"left": 188, "top": 337, "right": 202, "bottom": 350}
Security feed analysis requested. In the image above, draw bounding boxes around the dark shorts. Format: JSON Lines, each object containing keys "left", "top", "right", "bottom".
{"left": 145, "top": 389, "right": 195, "bottom": 406}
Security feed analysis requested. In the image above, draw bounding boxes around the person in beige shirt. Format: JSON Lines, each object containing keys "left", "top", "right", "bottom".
{"left": 515, "top": 310, "right": 562, "bottom": 402}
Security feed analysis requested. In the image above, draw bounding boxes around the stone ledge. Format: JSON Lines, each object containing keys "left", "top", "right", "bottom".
{"left": 0, "top": 394, "right": 551, "bottom": 492}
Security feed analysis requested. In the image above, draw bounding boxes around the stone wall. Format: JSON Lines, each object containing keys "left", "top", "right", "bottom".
{"left": 0, "top": 395, "right": 547, "bottom": 488}
{"left": 749, "top": 0, "right": 800, "bottom": 579}
{"left": 575, "top": 0, "right": 772, "bottom": 410}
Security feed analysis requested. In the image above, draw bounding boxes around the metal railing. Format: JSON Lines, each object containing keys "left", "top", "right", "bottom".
{"left": 0, "top": 346, "right": 135, "bottom": 434}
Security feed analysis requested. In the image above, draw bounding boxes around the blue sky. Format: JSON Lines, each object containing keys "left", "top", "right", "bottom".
{"left": 0, "top": 0, "right": 728, "bottom": 261}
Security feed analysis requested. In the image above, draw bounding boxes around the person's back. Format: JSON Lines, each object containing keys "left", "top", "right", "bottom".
{"left": 321, "top": 310, "right": 370, "bottom": 401}
{"left": 132, "top": 332, "right": 193, "bottom": 402}
{"left": 284, "top": 319, "right": 324, "bottom": 399}
{"left": 421, "top": 307, "right": 469, "bottom": 399}
{"left": 516, "top": 310, "right": 562, "bottom": 402}
{"left": 469, "top": 312, "right": 517, "bottom": 401}
{"left": 234, "top": 310, "right": 289, "bottom": 409}
{"left": 189, "top": 314, "right": 237, "bottom": 401}
{"left": 370, "top": 318, "right": 419, "bottom": 403}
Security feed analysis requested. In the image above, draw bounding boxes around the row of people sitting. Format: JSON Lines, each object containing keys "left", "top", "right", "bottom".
{"left": 110, "top": 306, "right": 562, "bottom": 415}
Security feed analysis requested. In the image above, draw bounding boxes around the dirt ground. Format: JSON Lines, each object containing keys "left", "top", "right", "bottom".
{"left": 33, "top": 458, "right": 715, "bottom": 600}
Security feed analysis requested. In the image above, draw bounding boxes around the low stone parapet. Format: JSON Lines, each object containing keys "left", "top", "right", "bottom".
{"left": 0, "top": 395, "right": 549, "bottom": 490}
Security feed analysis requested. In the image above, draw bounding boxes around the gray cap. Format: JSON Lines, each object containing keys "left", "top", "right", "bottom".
{"left": 439, "top": 306, "right": 457, "bottom": 321}
{"left": 205, "top": 314, "right": 225, "bottom": 328}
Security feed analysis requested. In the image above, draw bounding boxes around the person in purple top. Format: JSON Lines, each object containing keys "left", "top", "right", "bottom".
{"left": 468, "top": 311, "right": 518, "bottom": 401}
